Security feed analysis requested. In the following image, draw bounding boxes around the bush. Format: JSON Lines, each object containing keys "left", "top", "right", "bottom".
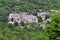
{"left": 20, "top": 21, "right": 25, "bottom": 26}
{"left": 14, "top": 21, "right": 18, "bottom": 26}
{"left": 38, "top": 16, "right": 43, "bottom": 22}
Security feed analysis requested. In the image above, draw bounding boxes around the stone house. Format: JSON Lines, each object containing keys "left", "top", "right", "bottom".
{"left": 37, "top": 12, "right": 49, "bottom": 21}
{"left": 8, "top": 13, "right": 20, "bottom": 24}
{"left": 24, "top": 15, "right": 38, "bottom": 23}
{"left": 8, "top": 12, "right": 38, "bottom": 24}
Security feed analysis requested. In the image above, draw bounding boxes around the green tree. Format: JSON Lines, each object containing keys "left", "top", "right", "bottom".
{"left": 20, "top": 21, "right": 25, "bottom": 26}
{"left": 45, "top": 15, "right": 50, "bottom": 20}
{"left": 38, "top": 16, "right": 43, "bottom": 22}
{"left": 14, "top": 21, "right": 18, "bottom": 26}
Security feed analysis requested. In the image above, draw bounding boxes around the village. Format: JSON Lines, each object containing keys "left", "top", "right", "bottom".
{"left": 8, "top": 12, "right": 51, "bottom": 28}
{"left": 0, "top": 0, "right": 60, "bottom": 39}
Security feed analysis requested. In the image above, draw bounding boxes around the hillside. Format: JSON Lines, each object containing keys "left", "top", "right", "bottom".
{"left": 0, "top": 0, "right": 60, "bottom": 40}
{"left": 0, "top": 0, "right": 60, "bottom": 16}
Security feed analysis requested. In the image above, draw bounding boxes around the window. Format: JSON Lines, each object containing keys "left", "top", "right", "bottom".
{"left": 23, "top": 19, "right": 26, "bottom": 21}
{"left": 32, "top": 19, "right": 36, "bottom": 21}
{"left": 17, "top": 18, "right": 19, "bottom": 21}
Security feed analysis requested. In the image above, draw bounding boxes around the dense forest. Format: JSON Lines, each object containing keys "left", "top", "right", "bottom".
{"left": 0, "top": 0, "right": 60, "bottom": 40}
{"left": 0, "top": 0, "right": 60, "bottom": 16}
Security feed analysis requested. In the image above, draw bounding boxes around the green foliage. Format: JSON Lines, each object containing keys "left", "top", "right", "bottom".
{"left": 45, "top": 15, "right": 50, "bottom": 20}
{"left": 0, "top": 22, "right": 49, "bottom": 40}
{"left": 0, "top": 16, "right": 8, "bottom": 22}
{"left": 0, "top": 0, "right": 60, "bottom": 16}
{"left": 46, "top": 13, "right": 60, "bottom": 40}
{"left": 52, "top": 14, "right": 60, "bottom": 24}
{"left": 14, "top": 21, "right": 18, "bottom": 26}
{"left": 38, "top": 16, "right": 43, "bottom": 22}
{"left": 20, "top": 21, "right": 25, "bottom": 26}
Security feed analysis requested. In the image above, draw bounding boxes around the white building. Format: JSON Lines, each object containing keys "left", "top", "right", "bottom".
{"left": 8, "top": 13, "right": 20, "bottom": 24}
{"left": 25, "top": 15, "right": 38, "bottom": 23}
{"left": 37, "top": 12, "right": 48, "bottom": 17}
{"left": 8, "top": 12, "right": 38, "bottom": 24}
{"left": 37, "top": 12, "right": 49, "bottom": 21}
